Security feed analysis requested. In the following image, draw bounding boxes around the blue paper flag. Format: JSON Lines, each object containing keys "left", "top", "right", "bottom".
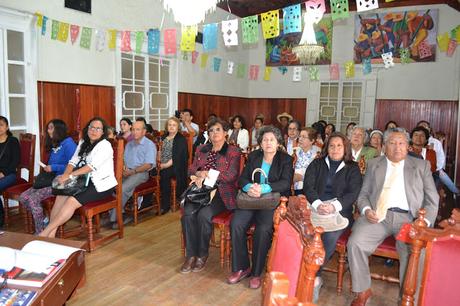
{"left": 283, "top": 4, "right": 302, "bottom": 34}
{"left": 278, "top": 66, "right": 288, "bottom": 75}
{"left": 42, "top": 16, "right": 48, "bottom": 35}
{"left": 363, "top": 57, "right": 372, "bottom": 75}
{"left": 203, "top": 23, "right": 218, "bottom": 52}
{"left": 213, "top": 57, "right": 222, "bottom": 72}
{"left": 147, "top": 29, "right": 160, "bottom": 55}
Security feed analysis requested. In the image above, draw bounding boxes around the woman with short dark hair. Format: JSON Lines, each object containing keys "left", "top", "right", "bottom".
{"left": 118, "top": 117, "right": 134, "bottom": 142}
{"left": 228, "top": 115, "right": 249, "bottom": 151}
{"left": 227, "top": 126, "right": 293, "bottom": 289}
{"left": 0, "top": 116, "right": 20, "bottom": 228}
{"left": 19, "top": 119, "right": 77, "bottom": 233}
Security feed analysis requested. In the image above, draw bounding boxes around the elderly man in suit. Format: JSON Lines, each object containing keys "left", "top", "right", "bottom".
{"left": 347, "top": 127, "right": 439, "bottom": 306}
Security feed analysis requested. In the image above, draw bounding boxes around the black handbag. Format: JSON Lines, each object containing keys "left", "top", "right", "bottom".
{"left": 33, "top": 172, "right": 57, "bottom": 189}
{"left": 51, "top": 174, "right": 89, "bottom": 196}
{"left": 236, "top": 168, "right": 281, "bottom": 210}
{"left": 180, "top": 183, "right": 218, "bottom": 216}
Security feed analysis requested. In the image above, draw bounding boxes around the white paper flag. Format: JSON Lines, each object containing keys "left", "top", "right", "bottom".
{"left": 222, "top": 19, "right": 238, "bottom": 46}
{"left": 293, "top": 67, "right": 302, "bottom": 82}
{"left": 95, "top": 29, "right": 106, "bottom": 52}
{"left": 227, "top": 61, "right": 234, "bottom": 74}
{"left": 356, "top": 0, "right": 379, "bottom": 13}
{"left": 381, "top": 52, "right": 394, "bottom": 69}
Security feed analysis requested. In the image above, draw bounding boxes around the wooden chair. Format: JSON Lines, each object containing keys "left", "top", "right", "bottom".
{"left": 264, "top": 195, "right": 325, "bottom": 303}
{"left": 78, "top": 138, "right": 124, "bottom": 252}
{"left": 2, "top": 133, "right": 36, "bottom": 229}
{"left": 263, "top": 272, "right": 316, "bottom": 306}
{"left": 401, "top": 209, "right": 460, "bottom": 306}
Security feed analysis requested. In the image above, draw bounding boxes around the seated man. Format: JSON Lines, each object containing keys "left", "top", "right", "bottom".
{"left": 180, "top": 108, "right": 200, "bottom": 143}
{"left": 109, "top": 120, "right": 157, "bottom": 228}
{"left": 347, "top": 127, "right": 439, "bottom": 306}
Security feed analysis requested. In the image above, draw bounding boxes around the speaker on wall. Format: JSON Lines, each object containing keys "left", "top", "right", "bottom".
{"left": 65, "top": 0, "right": 91, "bottom": 14}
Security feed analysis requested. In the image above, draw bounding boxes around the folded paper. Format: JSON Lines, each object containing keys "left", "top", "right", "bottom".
{"left": 70, "top": 25, "right": 80, "bottom": 45}
{"left": 95, "top": 29, "right": 106, "bottom": 51}
{"left": 80, "top": 27, "right": 92, "bottom": 49}
{"left": 147, "top": 29, "right": 160, "bottom": 54}
{"left": 227, "top": 61, "right": 234, "bottom": 74}
{"left": 135, "top": 31, "right": 144, "bottom": 54}
{"left": 181, "top": 25, "right": 197, "bottom": 52}
{"left": 293, "top": 67, "right": 302, "bottom": 82}
{"left": 400, "top": 48, "right": 410, "bottom": 64}
{"left": 249, "top": 65, "right": 259, "bottom": 80}
{"left": 283, "top": 4, "right": 302, "bottom": 34}
{"left": 363, "top": 57, "right": 372, "bottom": 74}
{"left": 57, "top": 22, "right": 69, "bottom": 42}
{"left": 308, "top": 66, "right": 319, "bottom": 81}
{"left": 213, "top": 57, "right": 222, "bottom": 72}
{"left": 261, "top": 10, "right": 280, "bottom": 39}
{"left": 345, "top": 61, "right": 355, "bottom": 78}
{"left": 164, "top": 29, "right": 177, "bottom": 55}
{"left": 41, "top": 16, "right": 48, "bottom": 36}
{"left": 222, "top": 19, "right": 238, "bottom": 46}
{"left": 356, "top": 0, "right": 379, "bottom": 13}
{"left": 330, "top": 0, "right": 349, "bottom": 20}
{"left": 121, "top": 31, "right": 132, "bottom": 52}
{"left": 203, "top": 23, "right": 218, "bottom": 52}
{"left": 329, "top": 63, "right": 339, "bottom": 80}
{"left": 237, "top": 64, "right": 247, "bottom": 78}
{"left": 108, "top": 30, "right": 117, "bottom": 50}
{"left": 200, "top": 54, "right": 209, "bottom": 69}
{"left": 242, "top": 15, "right": 259, "bottom": 44}
{"left": 437, "top": 32, "right": 450, "bottom": 52}
{"left": 192, "top": 51, "right": 199, "bottom": 64}
{"left": 264, "top": 67, "right": 272, "bottom": 81}
{"left": 51, "top": 20, "right": 59, "bottom": 40}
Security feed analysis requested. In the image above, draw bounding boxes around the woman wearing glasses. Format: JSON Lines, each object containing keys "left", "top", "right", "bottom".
{"left": 181, "top": 117, "right": 241, "bottom": 274}
{"left": 40, "top": 117, "right": 117, "bottom": 237}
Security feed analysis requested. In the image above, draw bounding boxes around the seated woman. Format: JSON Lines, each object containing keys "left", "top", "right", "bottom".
{"left": 409, "top": 126, "right": 437, "bottom": 173}
{"left": 227, "top": 126, "right": 293, "bottom": 289}
{"left": 302, "top": 132, "right": 362, "bottom": 301}
{"left": 0, "top": 116, "right": 20, "bottom": 228}
{"left": 228, "top": 115, "right": 249, "bottom": 151}
{"left": 118, "top": 117, "right": 134, "bottom": 142}
{"left": 324, "top": 123, "right": 335, "bottom": 141}
{"left": 293, "top": 127, "right": 321, "bottom": 195}
{"left": 181, "top": 117, "right": 241, "bottom": 273}
{"left": 250, "top": 115, "right": 264, "bottom": 148}
{"left": 39, "top": 117, "right": 117, "bottom": 237}
{"left": 368, "top": 129, "right": 384, "bottom": 156}
{"left": 19, "top": 119, "right": 77, "bottom": 234}
{"left": 159, "top": 117, "right": 188, "bottom": 214}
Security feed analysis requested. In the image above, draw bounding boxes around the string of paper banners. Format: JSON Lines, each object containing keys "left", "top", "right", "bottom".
{"left": 35, "top": 0, "right": 459, "bottom": 82}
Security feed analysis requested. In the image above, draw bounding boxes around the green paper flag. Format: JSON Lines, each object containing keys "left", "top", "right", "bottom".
{"left": 308, "top": 67, "right": 319, "bottom": 81}
{"left": 400, "top": 48, "right": 411, "bottom": 64}
{"left": 437, "top": 32, "right": 450, "bottom": 52}
{"left": 51, "top": 20, "right": 59, "bottom": 40}
{"left": 80, "top": 27, "right": 92, "bottom": 49}
{"left": 237, "top": 64, "right": 247, "bottom": 78}
{"left": 330, "top": 0, "right": 349, "bottom": 21}
{"left": 242, "top": 15, "right": 259, "bottom": 44}
{"left": 135, "top": 31, "right": 144, "bottom": 54}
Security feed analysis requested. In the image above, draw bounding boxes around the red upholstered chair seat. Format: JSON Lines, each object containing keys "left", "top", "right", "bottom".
{"left": 377, "top": 236, "right": 397, "bottom": 252}
{"left": 7, "top": 182, "right": 32, "bottom": 194}
{"left": 336, "top": 228, "right": 352, "bottom": 246}
{"left": 212, "top": 210, "right": 233, "bottom": 225}
{"left": 82, "top": 196, "right": 116, "bottom": 210}
{"left": 134, "top": 177, "right": 157, "bottom": 191}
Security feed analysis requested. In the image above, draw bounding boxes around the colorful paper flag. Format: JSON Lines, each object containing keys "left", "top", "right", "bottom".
{"left": 80, "top": 27, "right": 92, "bottom": 49}
{"left": 249, "top": 65, "right": 259, "bottom": 80}
{"left": 381, "top": 52, "right": 394, "bottom": 69}
{"left": 308, "top": 67, "right": 319, "bottom": 81}
{"left": 51, "top": 20, "right": 59, "bottom": 40}
{"left": 35, "top": 13, "right": 43, "bottom": 27}
{"left": 164, "top": 29, "right": 177, "bottom": 55}
{"left": 147, "top": 29, "right": 160, "bottom": 54}
{"left": 41, "top": 16, "right": 48, "bottom": 36}
{"left": 356, "top": 0, "right": 379, "bottom": 13}
{"left": 261, "top": 10, "right": 280, "bottom": 39}
{"left": 222, "top": 19, "right": 238, "bottom": 46}
{"left": 121, "top": 31, "right": 132, "bottom": 52}
{"left": 135, "top": 31, "right": 144, "bottom": 54}
{"left": 203, "top": 23, "right": 218, "bottom": 52}
{"left": 345, "top": 61, "right": 355, "bottom": 78}
{"left": 437, "top": 32, "right": 450, "bottom": 52}
{"left": 400, "top": 48, "right": 410, "bottom": 64}
{"left": 237, "top": 64, "right": 247, "bottom": 78}
{"left": 57, "top": 22, "right": 69, "bottom": 42}
{"left": 192, "top": 51, "right": 199, "bottom": 64}
{"left": 242, "top": 15, "right": 259, "bottom": 44}
{"left": 108, "top": 30, "right": 117, "bottom": 49}
{"left": 227, "top": 61, "right": 234, "bottom": 74}
{"left": 363, "top": 57, "right": 372, "bottom": 74}
{"left": 283, "top": 4, "right": 302, "bottom": 34}
{"left": 180, "top": 25, "right": 197, "bottom": 52}
{"left": 200, "top": 54, "right": 209, "bottom": 69}
{"left": 329, "top": 64, "right": 339, "bottom": 80}
{"left": 293, "top": 67, "right": 302, "bottom": 82}
{"left": 213, "top": 57, "right": 222, "bottom": 72}
{"left": 70, "top": 25, "right": 80, "bottom": 45}
{"left": 330, "top": 0, "right": 349, "bottom": 21}
{"left": 95, "top": 29, "right": 106, "bottom": 51}
{"left": 447, "top": 39, "right": 457, "bottom": 57}
{"left": 264, "top": 67, "right": 272, "bottom": 81}
{"left": 278, "top": 66, "right": 288, "bottom": 75}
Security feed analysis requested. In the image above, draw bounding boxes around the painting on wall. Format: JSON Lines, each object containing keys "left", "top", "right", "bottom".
{"left": 354, "top": 9, "right": 438, "bottom": 64}
{"left": 265, "top": 17, "right": 333, "bottom": 66}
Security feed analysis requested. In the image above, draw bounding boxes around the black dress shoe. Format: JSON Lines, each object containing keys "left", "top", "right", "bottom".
{"left": 180, "top": 257, "right": 196, "bottom": 274}
{"left": 192, "top": 256, "right": 208, "bottom": 272}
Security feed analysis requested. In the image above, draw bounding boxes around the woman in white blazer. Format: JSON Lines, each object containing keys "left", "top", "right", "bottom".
{"left": 40, "top": 117, "right": 117, "bottom": 238}
{"left": 228, "top": 115, "right": 249, "bottom": 151}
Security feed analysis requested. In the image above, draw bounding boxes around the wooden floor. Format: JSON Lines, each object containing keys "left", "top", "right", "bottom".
{"left": 58, "top": 211, "right": 401, "bottom": 306}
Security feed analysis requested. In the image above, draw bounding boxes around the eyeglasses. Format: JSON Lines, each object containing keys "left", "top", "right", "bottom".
{"left": 288, "top": 127, "right": 298, "bottom": 131}
{"left": 299, "top": 135, "right": 311, "bottom": 139}
{"left": 89, "top": 125, "right": 103, "bottom": 132}
{"left": 208, "top": 127, "right": 223, "bottom": 133}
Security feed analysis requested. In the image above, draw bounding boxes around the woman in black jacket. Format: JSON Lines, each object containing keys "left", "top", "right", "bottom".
{"left": 227, "top": 126, "right": 293, "bottom": 289}
{"left": 0, "top": 116, "right": 20, "bottom": 228}
{"left": 159, "top": 117, "right": 188, "bottom": 214}
{"left": 303, "top": 132, "right": 362, "bottom": 301}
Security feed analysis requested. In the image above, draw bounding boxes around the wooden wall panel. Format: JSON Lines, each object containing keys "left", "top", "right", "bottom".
{"left": 374, "top": 99, "right": 458, "bottom": 177}
{"left": 79, "top": 84, "right": 116, "bottom": 129}
{"left": 178, "top": 92, "right": 307, "bottom": 129}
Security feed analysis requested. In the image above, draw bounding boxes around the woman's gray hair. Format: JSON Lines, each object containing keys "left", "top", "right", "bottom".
{"left": 351, "top": 126, "right": 369, "bottom": 144}
{"left": 257, "top": 125, "right": 284, "bottom": 146}
{"left": 383, "top": 127, "right": 410, "bottom": 144}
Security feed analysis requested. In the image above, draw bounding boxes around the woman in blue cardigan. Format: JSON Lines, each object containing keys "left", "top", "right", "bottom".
{"left": 19, "top": 119, "right": 76, "bottom": 233}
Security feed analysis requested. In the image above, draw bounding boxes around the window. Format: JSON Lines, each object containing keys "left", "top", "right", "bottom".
{"left": 119, "top": 52, "right": 174, "bottom": 131}
{"left": 319, "top": 81, "right": 363, "bottom": 133}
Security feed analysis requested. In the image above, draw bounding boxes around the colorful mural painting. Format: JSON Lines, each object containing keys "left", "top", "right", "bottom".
{"left": 266, "top": 17, "right": 333, "bottom": 66}
{"left": 354, "top": 9, "right": 438, "bottom": 64}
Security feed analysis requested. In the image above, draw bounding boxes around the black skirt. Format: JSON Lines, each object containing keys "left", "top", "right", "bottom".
{"left": 74, "top": 180, "right": 115, "bottom": 205}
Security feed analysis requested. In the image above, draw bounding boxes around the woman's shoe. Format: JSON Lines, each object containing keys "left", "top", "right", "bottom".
{"left": 248, "top": 276, "right": 262, "bottom": 289}
{"left": 227, "top": 268, "right": 251, "bottom": 284}
{"left": 180, "top": 257, "right": 196, "bottom": 274}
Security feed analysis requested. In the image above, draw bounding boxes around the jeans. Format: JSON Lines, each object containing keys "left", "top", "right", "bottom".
{"left": 438, "top": 169, "right": 459, "bottom": 194}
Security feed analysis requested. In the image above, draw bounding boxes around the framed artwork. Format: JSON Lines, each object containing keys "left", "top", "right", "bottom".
{"left": 265, "top": 17, "right": 333, "bottom": 66}
{"left": 354, "top": 9, "right": 438, "bottom": 64}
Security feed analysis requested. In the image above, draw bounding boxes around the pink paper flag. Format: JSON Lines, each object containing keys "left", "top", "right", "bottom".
{"left": 447, "top": 39, "right": 457, "bottom": 57}
{"left": 418, "top": 40, "right": 432, "bottom": 59}
{"left": 121, "top": 31, "right": 132, "bottom": 52}
{"left": 249, "top": 65, "right": 259, "bottom": 80}
{"left": 329, "top": 64, "right": 339, "bottom": 80}
{"left": 192, "top": 51, "right": 199, "bottom": 64}
{"left": 70, "top": 25, "right": 80, "bottom": 44}
{"left": 164, "top": 29, "right": 177, "bottom": 55}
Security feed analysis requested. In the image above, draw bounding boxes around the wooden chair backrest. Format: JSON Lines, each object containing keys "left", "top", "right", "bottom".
{"left": 181, "top": 131, "right": 193, "bottom": 165}
{"left": 18, "top": 133, "right": 36, "bottom": 182}
{"left": 402, "top": 209, "right": 460, "bottom": 306}
{"left": 263, "top": 272, "right": 316, "bottom": 306}
{"left": 265, "top": 195, "right": 325, "bottom": 303}
{"left": 239, "top": 152, "right": 248, "bottom": 175}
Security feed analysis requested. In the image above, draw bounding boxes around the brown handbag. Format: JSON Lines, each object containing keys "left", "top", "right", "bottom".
{"left": 236, "top": 168, "right": 280, "bottom": 210}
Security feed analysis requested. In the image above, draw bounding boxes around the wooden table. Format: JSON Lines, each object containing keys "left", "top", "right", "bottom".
{"left": 0, "top": 231, "right": 86, "bottom": 306}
